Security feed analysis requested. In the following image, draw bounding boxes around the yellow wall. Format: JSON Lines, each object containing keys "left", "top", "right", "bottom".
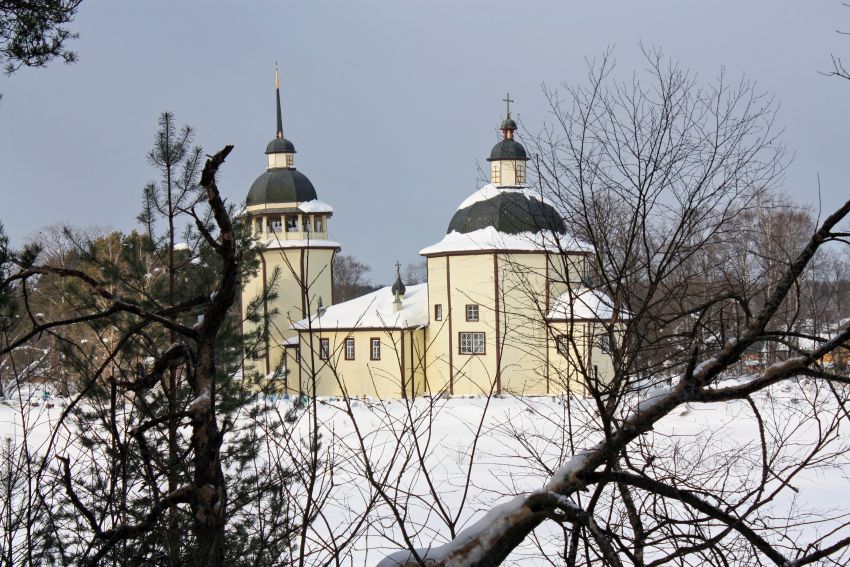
{"left": 241, "top": 244, "right": 336, "bottom": 378}
{"left": 547, "top": 320, "right": 617, "bottom": 394}
{"left": 422, "top": 250, "right": 594, "bottom": 396}
{"left": 294, "top": 328, "right": 426, "bottom": 398}
{"left": 490, "top": 160, "right": 526, "bottom": 186}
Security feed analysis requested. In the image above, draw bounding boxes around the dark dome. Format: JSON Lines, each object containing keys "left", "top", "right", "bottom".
{"left": 246, "top": 168, "right": 317, "bottom": 206}
{"left": 447, "top": 191, "right": 566, "bottom": 235}
{"left": 265, "top": 138, "right": 296, "bottom": 154}
{"left": 391, "top": 276, "right": 406, "bottom": 297}
{"left": 500, "top": 117, "right": 517, "bottom": 130}
{"left": 487, "top": 138, "right": 528, "bottom": 162}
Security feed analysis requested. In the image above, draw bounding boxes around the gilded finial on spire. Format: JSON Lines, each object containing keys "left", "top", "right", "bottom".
{"left": 275, "top": 62, "right": 284, "bottom": 139}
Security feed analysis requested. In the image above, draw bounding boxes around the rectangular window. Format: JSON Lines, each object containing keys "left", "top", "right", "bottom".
{"left": 465, "top": 304, "right": 479, "bottom": 322}
{"left": 434, "top": 304, "right": 443, "bottom": 321}
{"left": 319, "top": 338, "right": 330, "bottom": 360}
{"left": 286, "top": 154, "right": 294, "bottom": 167}
{"left": 295, "top": 347, "right": 300, "bottom": 362}
{"left": 491, "top": 162, "right": 501, "bottom": 184}
{"left": 516, "top": 162, "right": 526, "bottom": 185}
{"left": 315, "top": 216, "right": 324, "bottom": 232}
{"left": 556, "top": 336, "right": 569, "bottom": 357}
{"left": 459, "top": 332, "right": 485, "bottom": 355}
{"left": 599, "top": 334, "right": 611, "bottom": 354}
{"left": 345, "top": 338, "right": 355, "bottom": 360}
{"left": 303, "top": 216, "right": 312, "bottom": 232}
{"left": 370, "top": 338, "right": 381, "bottom": 361}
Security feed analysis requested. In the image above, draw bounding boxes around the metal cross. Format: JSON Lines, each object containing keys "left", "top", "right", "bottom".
{"left": 503, "top": 92, "right": 514, "bottom": 117}
{"left": 395, "top": 261, "right": 401, "bottom": 275}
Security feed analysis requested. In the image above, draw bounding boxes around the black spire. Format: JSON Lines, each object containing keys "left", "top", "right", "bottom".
{"left": 275, "top": 63, "right": 284, "bottom": 139}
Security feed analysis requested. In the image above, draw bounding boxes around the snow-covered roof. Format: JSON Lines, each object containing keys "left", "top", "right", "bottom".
{"left": 547, "top": 288, "right": 622, "bottom": 321}
{"left": 298, "top": 199, "right": 334, "bottom": 214}
{"left": 261, "top": 238, "right": 342, "bottom": 250}
{"left": 420, "top": 226, "right": 591, "bottom": 256}
{"left": 292, "top": 283, "right": 429, "bottom": 331}
{"left": 456, "top": 184, "right": 554, "bottom": 210}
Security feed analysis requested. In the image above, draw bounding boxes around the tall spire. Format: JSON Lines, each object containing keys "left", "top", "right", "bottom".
{"left": 275, "top": 62, "right": 284, "bottom": 140}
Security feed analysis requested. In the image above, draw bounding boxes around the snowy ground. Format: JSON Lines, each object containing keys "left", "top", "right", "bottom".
{"left": 1, "top": 377, "right": 848, "bottom": 565}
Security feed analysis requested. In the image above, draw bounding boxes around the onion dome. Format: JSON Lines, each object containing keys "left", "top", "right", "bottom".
{"left": 391, "top": 262, "right": 406, "bottom": 297}
{"left": 447, "top": 187, "right": 566, "bottom": 235}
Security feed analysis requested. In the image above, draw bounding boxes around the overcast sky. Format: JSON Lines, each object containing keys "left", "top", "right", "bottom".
{"left": 1, "top": 1, "right": 848, "bottom": 283}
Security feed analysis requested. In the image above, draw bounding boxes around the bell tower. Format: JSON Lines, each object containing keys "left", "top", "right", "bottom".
{"left": 241, "top": 66, "right": 340, "bottom": 379}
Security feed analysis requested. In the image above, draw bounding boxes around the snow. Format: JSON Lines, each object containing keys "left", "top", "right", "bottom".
{"left": 261, "top": 238, "right": 342, "bottom": 250}
{"left": 291, "top": 283, "right": 429, "bottom": 331}
{"left": 455, "top": 183, "right": 553, "bottom": 210}
{"left": 546, "top": 287, "right": 620, "bottom": 321}
{"left": 420, "top": 226, "right": 592, "bottom": 256}
{"left": 378, "top": 494, "right": 531, "bottom": 566}
{"left": 298, "top": 199, "right": 334, "bottom": 214}
{"left": 173, "top": 242, "right": 190, "bottom": 251}
{"left": 1, "top": 377, "right": 847, "bottom": 565}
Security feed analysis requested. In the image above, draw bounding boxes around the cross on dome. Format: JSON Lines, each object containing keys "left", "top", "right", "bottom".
{"left": 499, "top": 93, "right": 518, "bottom": 140}
{"left": 503, "top": 92, "right": 514, "bottom": 118}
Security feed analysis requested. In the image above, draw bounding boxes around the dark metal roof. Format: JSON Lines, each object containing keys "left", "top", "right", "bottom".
{"left": 487, "top": 138, "right": 528, "bottom": 161}
{"left": 447, "top": 191, "right": 566, "bottom": 235}
{"left": 265, "top": 138, "right": 296, "bottom": 154}
{"left": 246, "top": 168, "right": 317, "bottom": 206}
{"left": 500, "top": 117, "right": 518, "bottom": 130}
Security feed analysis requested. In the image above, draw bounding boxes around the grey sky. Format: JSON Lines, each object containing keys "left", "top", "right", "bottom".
{"left": 1, "top": 0, "right": 848, "bottom": 283}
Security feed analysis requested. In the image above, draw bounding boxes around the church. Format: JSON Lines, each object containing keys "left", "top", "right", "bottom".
{"left": 240, "top": 74, "right": 617, "bottom": 399}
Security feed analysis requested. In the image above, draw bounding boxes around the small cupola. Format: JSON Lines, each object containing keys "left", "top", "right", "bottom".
{"left": 487, "top": 93, "right": 529, "bottom": 187}
{"left": 391, "top": 262, "right": 406, "bottom": 312}
{"left": 267, "top": 63, "right": 297, "bottom": 169}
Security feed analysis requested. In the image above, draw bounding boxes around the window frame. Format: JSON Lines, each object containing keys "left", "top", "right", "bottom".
{"left": 516, "top": 162, "right": 526, "bottom": 185}
{"left": 465, "top": 304, "right": 479, "bottom": 322}
{"left": 599, "top": 334, "right": 611, "bottom": 354}
{"left": 434, "top": 304, "right": 443, "bottom": 321}
{"left": 344, "top": 337, "right": 355, "bottom": 360}
{"left": 319, "top": 338, "right": 330, "bottom": 361}
{"left": 491, "top": 161, "right": 501, "bottom": 184}
{"left": 556, "top": 335, "right": 570, "bottom": 357}
{"left": 458, "top": 331, "right": 486, "bottom": 355}
{"left": 370, "top": 337, "right": 381, "bottom": 361}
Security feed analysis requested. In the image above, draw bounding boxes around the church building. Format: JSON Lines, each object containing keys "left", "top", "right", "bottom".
{"left": 242, "top": 78, "right": 617, "bottom": 398}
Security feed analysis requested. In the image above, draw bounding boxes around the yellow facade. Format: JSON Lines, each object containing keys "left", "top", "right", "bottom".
{"left": 241, "top": 201, "right": 338, "bottom": 378}
{"left": 422, "top": 250, "right": 592, "bottom": 396}
{"left": 291, "top": 328, "right": 427, "bottom": 399}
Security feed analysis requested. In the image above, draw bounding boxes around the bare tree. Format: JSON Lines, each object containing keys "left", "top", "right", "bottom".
{"left": 377, "top": 49, "right": 850, "bottom": 567}
{"left": 333, "top": 254, "right": 372, "bottom": 303}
